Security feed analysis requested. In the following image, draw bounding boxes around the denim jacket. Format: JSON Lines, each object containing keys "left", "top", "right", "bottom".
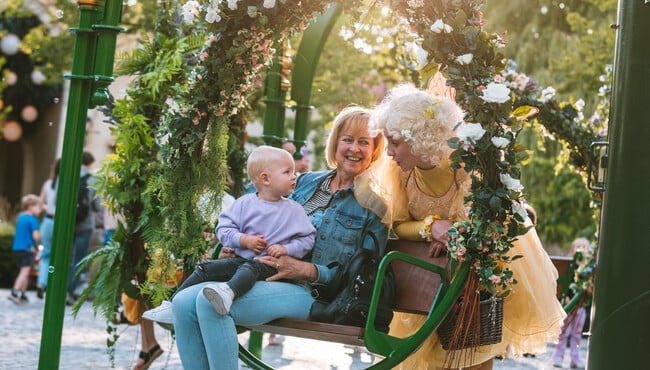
{"left": 290, "top": 171, "right": 388, "bottom": 286}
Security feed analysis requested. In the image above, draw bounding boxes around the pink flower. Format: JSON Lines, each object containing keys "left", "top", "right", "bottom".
{"left": 490, "top": 275, "right": 501, "bottom": 284}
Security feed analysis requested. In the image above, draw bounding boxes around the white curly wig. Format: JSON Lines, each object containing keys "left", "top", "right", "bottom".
{"left": 371, "top": 83, "right": 465, "bottom": 167}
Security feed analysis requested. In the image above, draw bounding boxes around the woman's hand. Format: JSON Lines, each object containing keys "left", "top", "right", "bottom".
{"left": 256, "top": 255, "right": 317, "bottom": 281}
{"left": 429, "top": 219, "right": 452, "bottom": 257}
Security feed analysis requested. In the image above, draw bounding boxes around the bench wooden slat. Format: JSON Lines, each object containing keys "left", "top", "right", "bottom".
{"left": 246, "top": 319, "right": 365, "bottom": 346}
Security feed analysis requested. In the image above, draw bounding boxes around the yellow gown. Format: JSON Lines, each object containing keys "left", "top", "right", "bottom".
{"left": 387, "top": 165, "right": 566, "bottom": 369}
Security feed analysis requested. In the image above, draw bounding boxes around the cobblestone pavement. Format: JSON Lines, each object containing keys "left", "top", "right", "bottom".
{"left": 1, "top": 288, "right": 587, "bottom": 369}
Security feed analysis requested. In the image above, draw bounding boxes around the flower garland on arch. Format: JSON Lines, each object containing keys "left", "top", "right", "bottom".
{"left": 391, "top": 0, "right": 535, "bottom": 297}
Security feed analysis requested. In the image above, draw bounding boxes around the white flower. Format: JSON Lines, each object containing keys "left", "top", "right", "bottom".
{"left": 127, "top": 0, "right": 137, "bottom": 6}
{"left": 400, "top": 129, "right": 414, "bottom": 142}
{"left": 455, "top": 53, "right": 473, "bottom": 65}
{"left": 511, "top": 201, "right": 528, "bottom": 223}
{"left": 181, "top": 1, "right": 200, "bottom": 23}
{"left": 430, "top": 19, "right": 453, "bottom": 34}
{"left": 540, "top": 86, "right": 556, "bottom": 102}
{"left": 491, "top": 136, "right": 510, "bottom": 148}
{"left": 227, "top": 0, "right": 239, "bottom": 10}
{"left": 457, "top": 123, "right": 486, "bottom": 148}
{"left": 205, "top": 8, "right": 221, "bottom": 23}
{"left": 416, "top": 47, "right": 429, "bottom": 69}
{"left": 500, "top": 173, "right": 524, "bottom": 192}
{"left": 157, "top": 133, "right": 170, "bottom": 146}
{"left": 481, "top": 83, "right": 511, "bottom": 104}
{"left": 263, "top": 0, "right": 276, "bottom": 8}
{"left": 575, "top": 99, "right": 585, "bottom": 112}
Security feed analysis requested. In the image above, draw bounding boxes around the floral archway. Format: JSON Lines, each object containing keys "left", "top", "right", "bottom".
{"left": 87, "top": 0, "right": 601, "bottom": 346}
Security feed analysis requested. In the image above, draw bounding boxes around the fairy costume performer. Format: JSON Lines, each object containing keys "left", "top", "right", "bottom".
{"left": 360, "top": 83, "right": 565, "bottom": 369}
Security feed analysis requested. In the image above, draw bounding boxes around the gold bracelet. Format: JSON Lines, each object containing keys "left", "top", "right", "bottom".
{"left": 419, "top": 215, "right": 441, "bottom": 242}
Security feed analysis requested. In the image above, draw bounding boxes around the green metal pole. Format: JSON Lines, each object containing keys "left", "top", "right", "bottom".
{"left": 38, "top": 0, "right": 123, "bottom": 368}
{"left": 588, "top": 2, "right": 650, "bottom": 369}
{"left": 90, "top": 0, "right": 123, "bottom": 108}
{"left": 261, "top": 45, "right": 287, "bottom": 147}
{"left": 290, "top": 3, "right": 342, "bottom": 148}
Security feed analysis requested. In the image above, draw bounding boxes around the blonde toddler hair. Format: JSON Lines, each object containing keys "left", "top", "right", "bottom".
{"left": 371, "top": 83, "right": 465, "bottom": 167}
{"left": 21, "top": 194, "right": 41, "bottom": 210}
{"left": 247, "top": 145, "right": 294, "bottom": 187}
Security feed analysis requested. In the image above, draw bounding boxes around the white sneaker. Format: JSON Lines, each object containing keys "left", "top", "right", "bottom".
{"left": 202, "top": 283, "right": 234, "bottom": 315}
{"left": 142, "top": 300, "right": 174, "bottom": 324}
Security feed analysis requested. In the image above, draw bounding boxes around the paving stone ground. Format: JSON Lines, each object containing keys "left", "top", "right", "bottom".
{"left": 1, "top": 288, "right": 588, "bottom": 369}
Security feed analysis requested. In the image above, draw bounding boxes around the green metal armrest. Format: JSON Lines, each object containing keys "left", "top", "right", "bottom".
{"left": 363, "top": 251, "right": 469, "bottom": 369}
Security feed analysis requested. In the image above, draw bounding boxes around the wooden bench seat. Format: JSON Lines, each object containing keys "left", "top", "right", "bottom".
{"left": 243, "top": 239, "right": 448, "bottom": 345}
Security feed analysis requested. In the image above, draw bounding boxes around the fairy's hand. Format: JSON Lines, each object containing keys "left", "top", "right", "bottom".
{"left": 430, "top": 219, "right": 453, "bottom": 244}
{"left": 428, "top": 240, "right": 447, "bottom": 258}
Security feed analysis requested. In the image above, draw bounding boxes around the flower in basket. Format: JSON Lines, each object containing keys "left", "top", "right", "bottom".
{"left": 446, "top": 218, "right": 519, "bottom": 297}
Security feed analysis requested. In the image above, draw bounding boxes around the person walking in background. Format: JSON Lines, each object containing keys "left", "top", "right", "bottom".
{"left": 37, "top": 158, "right": 60, "bottom": 299}
{"left": 67, "top": 151, "right": 103, "bottom": 305}
{"left": 8, "top": 194, "right": 43, "bottom": 304}
{"left": 553, "top": 237, "right": 592, "bottom": 369}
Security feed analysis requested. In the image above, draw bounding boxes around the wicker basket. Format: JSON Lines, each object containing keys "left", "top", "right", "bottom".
{"left": 438, "top": 296, "right": 504, "bottom": 351}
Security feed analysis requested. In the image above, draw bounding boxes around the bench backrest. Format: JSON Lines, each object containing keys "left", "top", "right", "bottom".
{"left": 386, "top": 239, "right": 448, "bottom": 315}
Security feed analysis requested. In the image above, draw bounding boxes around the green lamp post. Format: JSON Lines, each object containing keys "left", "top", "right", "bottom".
{"left": 38, "top": 1, "right": 123, "bottom": 368}
{"left": 588, "top": 2, "right": 650, "bottom": 368}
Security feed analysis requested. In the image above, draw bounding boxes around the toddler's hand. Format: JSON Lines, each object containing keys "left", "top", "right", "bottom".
{"left": 240, "top": 234, "right": 267, "bottom": 254}
{"left": 267, "top": 244, "right": 288, "bottom": 258}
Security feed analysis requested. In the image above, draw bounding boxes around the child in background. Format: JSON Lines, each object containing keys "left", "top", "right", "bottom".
{"left": 143, "top": 145, "right": 316, "bottom": 322}
{"left": 8, "top": 194, "right": 43, "bottom": 304}
{"left": 553, "top": 237, "right": 592, "bottom": 369}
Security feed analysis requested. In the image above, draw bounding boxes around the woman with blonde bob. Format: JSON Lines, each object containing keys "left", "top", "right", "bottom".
{"left": 172, "top": 106, "right": 389, "bottom": 370}
{"left": 366, "top": 83, "right": 565, "bottom": 369}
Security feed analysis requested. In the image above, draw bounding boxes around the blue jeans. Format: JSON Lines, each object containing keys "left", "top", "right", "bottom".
{"left": 172, "top": 281, "right": 313, "bottom": 370}
{"left": 38, "top": 216, "right": 54, "bottom": 288}
{"left": 68, "top": 228, "right": 93, "bottom": 295}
